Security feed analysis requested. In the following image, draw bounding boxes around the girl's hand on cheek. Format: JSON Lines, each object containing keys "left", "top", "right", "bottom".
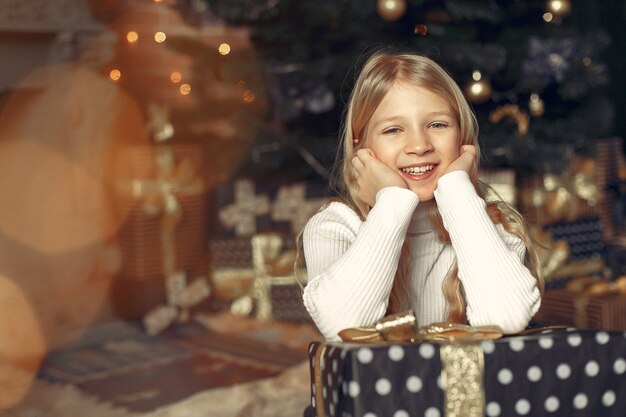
{"left": 351, "top": 149, "right": 407, "bottom": 206}
{"left": 443, "top": 145, "right": 477, "bottom": 178}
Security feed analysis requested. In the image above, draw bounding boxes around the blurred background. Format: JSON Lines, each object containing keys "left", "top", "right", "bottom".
{"left": 0, "top": 0, "right": 625, "bottom": 415}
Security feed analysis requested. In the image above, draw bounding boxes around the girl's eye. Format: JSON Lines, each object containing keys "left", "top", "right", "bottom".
{"left": 382, "top": 127, "right": 402, "bottom": 135}
{"left": 429, "top": 122, "right": 448, "bottom": 129}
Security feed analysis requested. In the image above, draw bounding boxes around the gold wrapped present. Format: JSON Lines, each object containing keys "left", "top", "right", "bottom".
{"left": 535, "top": 276, "right": 626, "bottom": 331}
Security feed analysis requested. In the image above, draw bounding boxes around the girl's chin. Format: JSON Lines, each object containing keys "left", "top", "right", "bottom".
{"left": 410, "top": 189, "right": 435, "bottom": 202}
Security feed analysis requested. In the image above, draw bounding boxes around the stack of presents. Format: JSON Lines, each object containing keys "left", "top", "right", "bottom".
{"left": 113, "top": 137, "right": 626, "bottom": 415}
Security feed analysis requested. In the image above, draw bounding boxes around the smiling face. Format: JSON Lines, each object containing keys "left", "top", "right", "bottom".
{"left": 363, "top": 81, "right": 461, "bottom": 202}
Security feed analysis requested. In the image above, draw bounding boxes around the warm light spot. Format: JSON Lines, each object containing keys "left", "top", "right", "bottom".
{"left": 582, "top": 57, "right": 592, "bottom": 66}
{"left": 179, "top": 83, "right": 192, "bottom": 95}
{"left": 153, "top": 0, "right": 163, "bottom": 2}
{"left": 237, "top": 80, "right": 247, "bottom": 89}
{"left": 109, "top": 69, "right": 121, "bottom": 81}
{"left": 126, "top": 31, "right": 139, "bottom": 43}
{"left": 242, "top": 90, "right": 255, "bottom": 103}
{"left": 218, "top": 43, "right": 231, "bottom": 55}
{"left": 470, "top": 83, "right": 485, "bottom": 96}
{"left": 472, "top": 70, "right": 482, "bottom": 81}
{"left": 550, "top": 1, "right": 563, "bottom": 12}
{"left": 154, "top": 32, "right": 167, "bottom": 43}
{"left": 543, "top": 12, "right": 554, "bottom": 22}
{"left": 170, "top": 71, "right": 182, "bottom": 83}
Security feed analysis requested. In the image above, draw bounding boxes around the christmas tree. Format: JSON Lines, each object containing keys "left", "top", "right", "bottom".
{"left": 187, "top": 0, "right": 619, "bottom": 180}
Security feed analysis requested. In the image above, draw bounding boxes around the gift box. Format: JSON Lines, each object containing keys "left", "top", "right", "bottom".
{"left": 605, "top": 240, "right": 626, "bottom": 278}
{"left": 517, "top": 156, "right": 598, "bottom": 227}
{"left": 534, "top": 277, "right": 626, "bottom": 331}
{"left": 111, "top": 144, "right": 210, "bottom": 318}
{"left": 269, "top": 279, "right": 310, "bottom": 323}
{"left": 208, "top": 233, "right": 311, "bottom": 324}
{"left": 308, "top": 328, "right": 626, "bottom": 417}
{"left": 596, "top": 137, "right": 626, "bottom": 241}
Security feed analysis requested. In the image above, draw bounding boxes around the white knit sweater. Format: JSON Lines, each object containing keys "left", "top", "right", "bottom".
{"left": 302, "top": 171, "right": 541, "bottom": 341}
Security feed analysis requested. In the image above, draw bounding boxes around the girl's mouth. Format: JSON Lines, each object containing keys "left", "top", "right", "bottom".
{"left": 401, "top": 164, "right": 434, "bottom": 175}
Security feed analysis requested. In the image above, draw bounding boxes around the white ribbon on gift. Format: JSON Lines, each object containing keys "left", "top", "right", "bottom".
{"left": 271, "top": 183, "right": 328, "bottom": 234}
{"left": 219, "top": 179, "right": 271, "bottom": 236}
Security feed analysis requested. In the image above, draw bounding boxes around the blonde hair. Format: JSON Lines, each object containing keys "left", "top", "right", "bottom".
{"left": 331, "top": 50, "right": 543, "bottom": 322}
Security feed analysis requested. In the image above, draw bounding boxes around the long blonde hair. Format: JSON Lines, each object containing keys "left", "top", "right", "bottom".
{"left": 332, "top": 50, "right": 543, "bottom": 322}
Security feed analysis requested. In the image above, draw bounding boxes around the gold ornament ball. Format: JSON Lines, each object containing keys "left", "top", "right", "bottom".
{"left": 529, "top": 93, "right": 545, "bottom": 117}
{"left": 546, "top": 0, "right": 571, "bottom": 17}
{"left": 377, "top": 0, "right": 407, "bottom": 21}
{"left": 464, "top": 71, "right": 492, "bottom": 104}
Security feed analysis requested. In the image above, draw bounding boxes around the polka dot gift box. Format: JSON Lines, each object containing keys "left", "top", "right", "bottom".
{"left": 306, "top": 328, "right": 626, "bottom": 417}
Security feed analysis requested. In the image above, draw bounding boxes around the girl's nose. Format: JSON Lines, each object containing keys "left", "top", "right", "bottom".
{"left": 404, "top": 133, "right": 433, "bottom": 155}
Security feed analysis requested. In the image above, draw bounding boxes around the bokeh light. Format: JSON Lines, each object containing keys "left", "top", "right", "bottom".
{"left": 154, "top": 31, "right": 167, "bottom": 43}
{"left": 126, "top": 31, "right": 139, "bottom": 43}
{"left": 218, "top": 43, "right": 231, "bottom": 55}
{"left": 170, "top": 71, "right": 182, "bottom": 83}
{"left": 109, "top": 69, "right": 121, "bottom": 81}
{"left": 179, "top": 83, "right": 192, "bottom": 95}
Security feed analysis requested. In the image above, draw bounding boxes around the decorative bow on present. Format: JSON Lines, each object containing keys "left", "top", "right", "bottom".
{"left": 566, "top": 276, "right": 626, "bottom": 329}
{"left": 520, "top": 157, "right": 598, "bottom": 225}
{"left": 338, "top": 311, "right": 503, "bottom": 343}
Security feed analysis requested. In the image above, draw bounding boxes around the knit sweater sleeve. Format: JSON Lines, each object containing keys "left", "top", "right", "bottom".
{"left": 434, "top": 171, "right": 541, "bottom": 334}
{"left": 302, "top": 187, "right": 418, "bottom": 341}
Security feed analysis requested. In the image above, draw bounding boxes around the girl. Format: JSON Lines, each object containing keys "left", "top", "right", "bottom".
{"left": 301, "top": 50, "right": 543, "bottom": 341}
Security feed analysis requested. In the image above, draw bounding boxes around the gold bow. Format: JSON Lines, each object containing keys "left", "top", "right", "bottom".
{"left": 338, "top": 311, "right": 503, "bottom": 343}
{"left": 521, "top": 157, "right": 598, "bottom": 225}
{"left": 566, "top": 276, "right": 626, "bottom": 329}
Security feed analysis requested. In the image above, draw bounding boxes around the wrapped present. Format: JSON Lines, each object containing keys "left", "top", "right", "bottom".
{"left": 208, "top": 233, "right": 311, "bottom": 324}
{"left": 112, "top": 144, "right": 211, "bottom": 320}
{"left": 546, "top": 217, "right": 604, "bottom": 262}
{"left": 308, "top": 313, "right": 626, "bottom": 417}
{"left": 534, "top": 276, "right": 626, "bottom": 331}
{"left": 605, "top": 239, "right": 626, "bottom": 278}
{"left": 114, "top": 144, "right": 209, "bottom": 280}
{"left": 479, "top": 168, "right": 516, "bottom": 205}
{"left": 596, "top": 137, "right": 626, "bottom": 241}
{"left": 211, "top": 177, "right": 330, "bottom": 239}
{"left": 517, "top": 156, "right": 598, "bottom": 226}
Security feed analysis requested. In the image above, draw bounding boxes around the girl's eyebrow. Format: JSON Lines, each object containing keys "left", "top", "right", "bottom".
{"left": 372, "top": 111, "right": 455, "bottom": 129}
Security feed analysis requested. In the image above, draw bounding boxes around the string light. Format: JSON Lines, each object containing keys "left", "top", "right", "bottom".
{"left": 109, "top": 69, "right": 121, "bottom": 81}
{"left": 242, "top": 90, "right": 256, "bottom": 103}
{"left": 154, "top": 32, "right": 167, "bottom": 43}
{"left": 179, "top": 83, "right": 192, "bottom": 95}
{"left": 126, "top": 31, "right": 139, "bottom": 43}
{"left": 170, "top": 71, "right": 182, "bottom": 83}
{"left": 218, "top": 43, "right": 231, "bottom": 55}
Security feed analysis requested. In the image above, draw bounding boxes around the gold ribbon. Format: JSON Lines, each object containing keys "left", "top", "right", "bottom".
{"left": 338, "top": 311, "right": 503, "bottom": 343}
{"left": 312, "top": 312, "right": 502, "bottom": 417}
{"left": 441, "top": 343, "right": 485, "bottom": 417}
{"left": 520, "top": 157, "right": 598, "bottom": 225}
{"left": 566, "top": 276, "right": 626, "bottom": 328}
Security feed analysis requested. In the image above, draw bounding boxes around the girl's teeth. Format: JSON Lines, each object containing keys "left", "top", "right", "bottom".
{"left": 402, "top": 165, "right": 433, "bottom": 174}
